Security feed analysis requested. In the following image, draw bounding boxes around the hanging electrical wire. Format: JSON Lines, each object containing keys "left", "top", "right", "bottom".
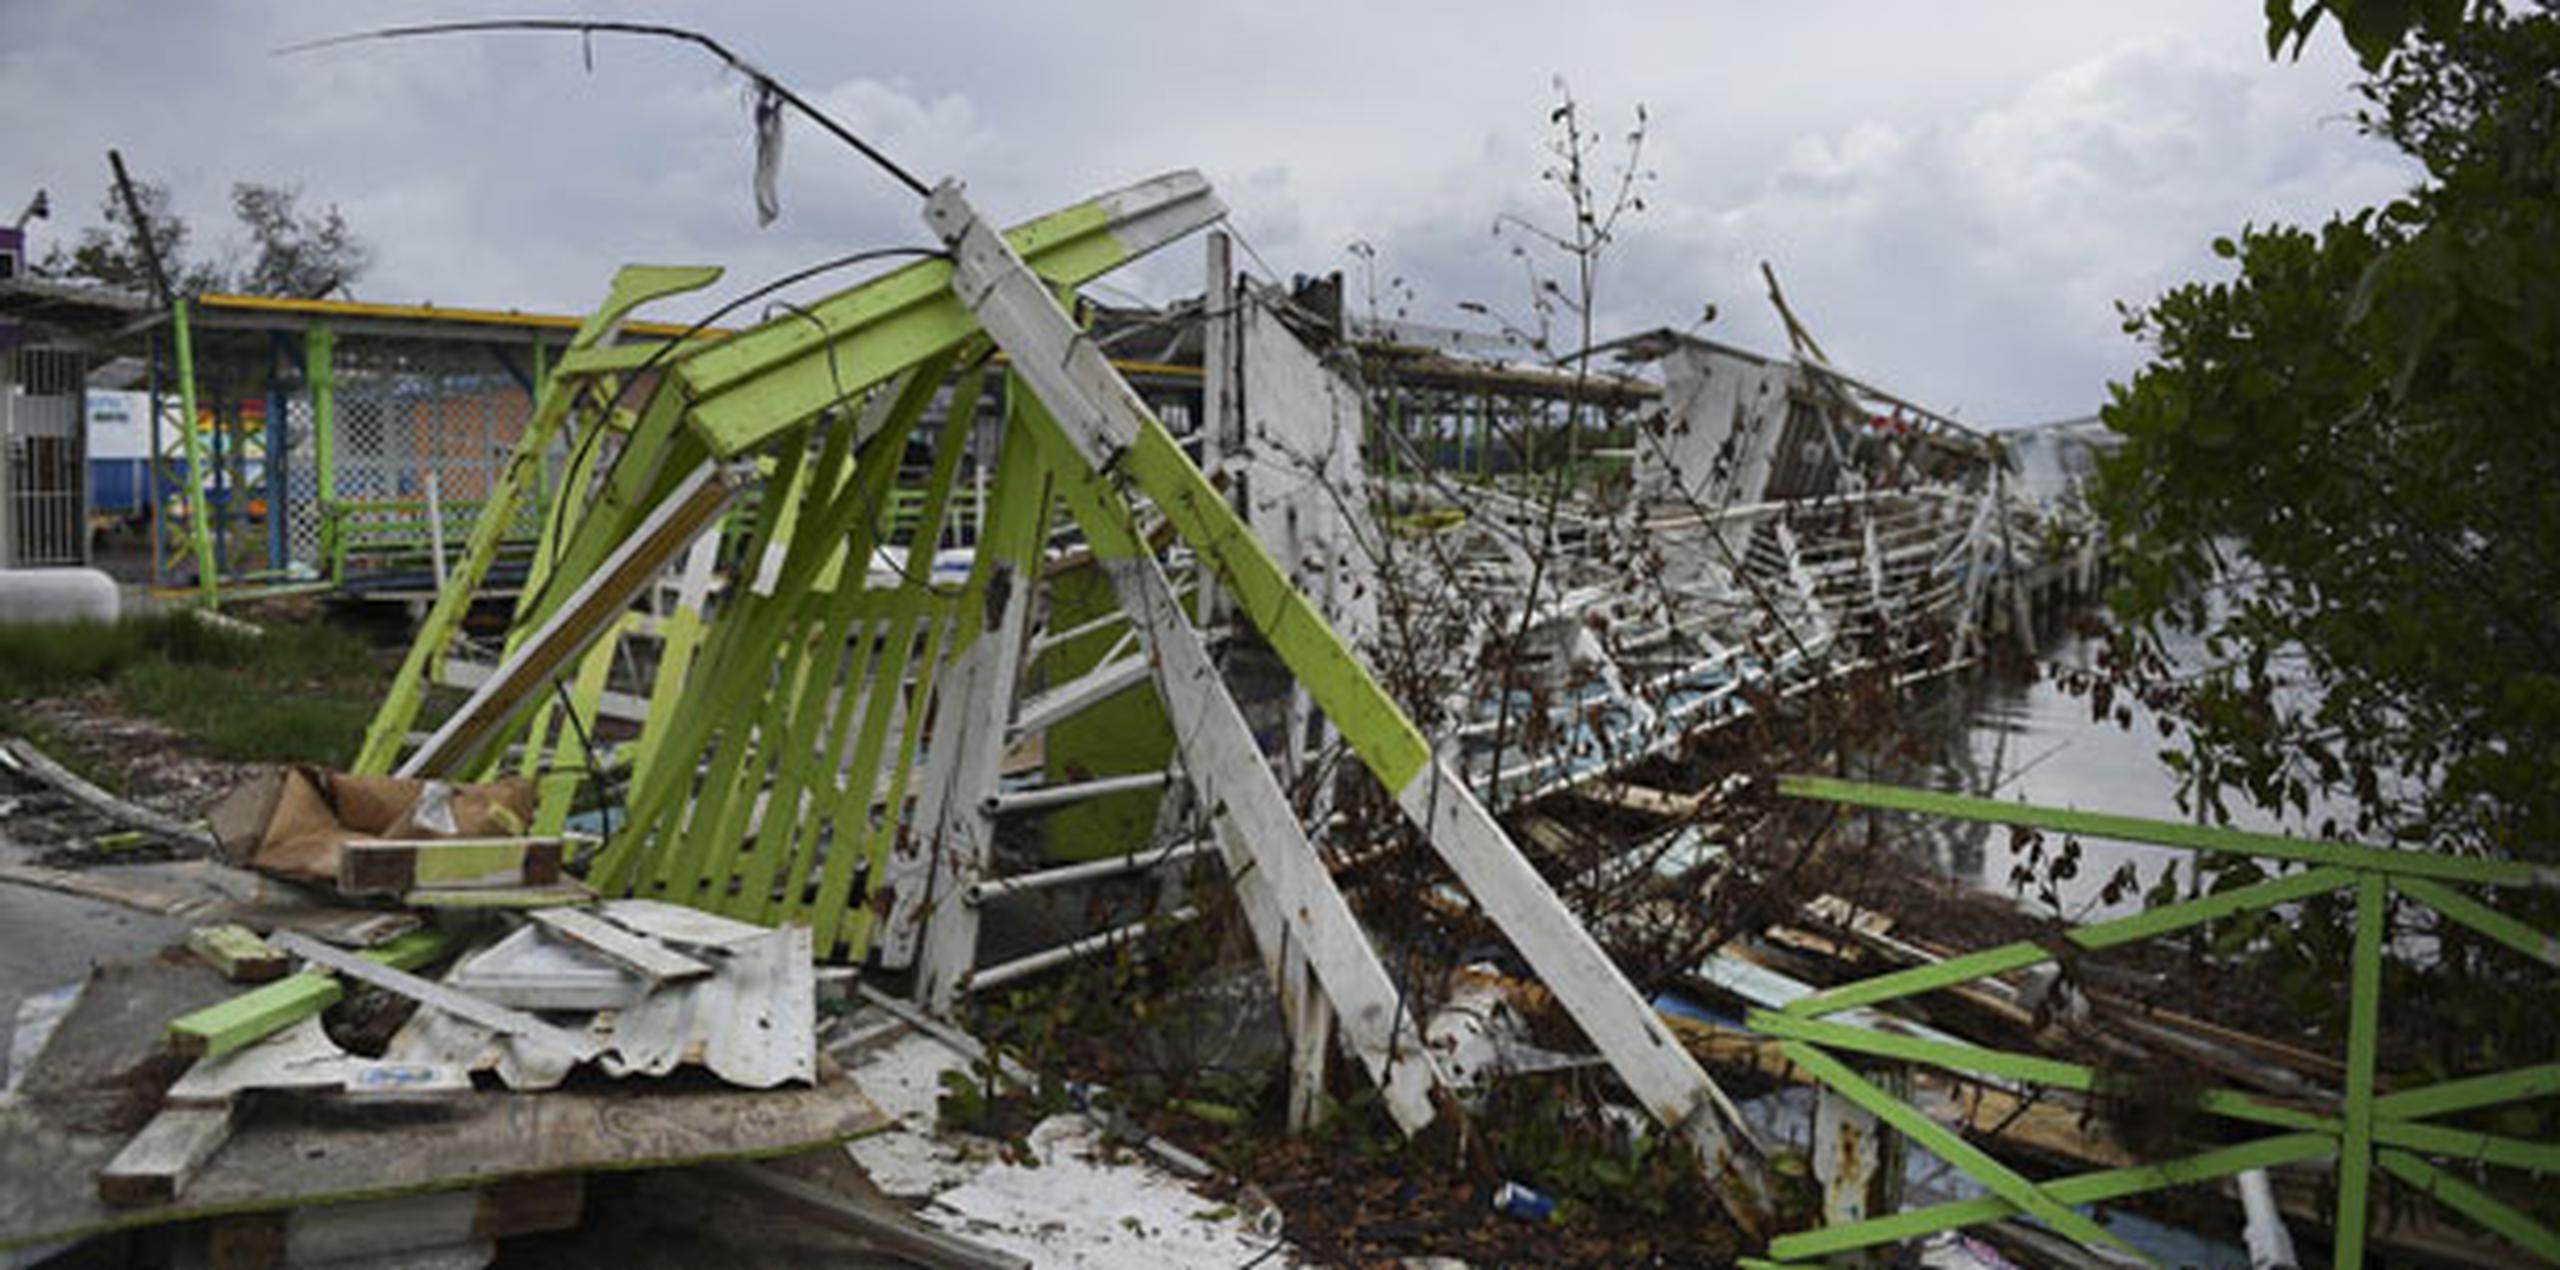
{"left": 277, "top": 19, "right": 937, "bottom": 222}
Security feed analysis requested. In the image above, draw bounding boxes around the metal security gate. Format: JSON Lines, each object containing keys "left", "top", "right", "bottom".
{"left": 1, "top": 345, "right": 88, "bottom": 567}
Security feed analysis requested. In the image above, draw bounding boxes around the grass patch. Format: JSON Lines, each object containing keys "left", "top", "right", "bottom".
{"left": 0, "top": 611, "right": 389, "bottom": 766}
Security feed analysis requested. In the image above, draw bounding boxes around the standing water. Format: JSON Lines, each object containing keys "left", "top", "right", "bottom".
{"left": 1900, "top": 625, "right": 2328, "bottom": 920}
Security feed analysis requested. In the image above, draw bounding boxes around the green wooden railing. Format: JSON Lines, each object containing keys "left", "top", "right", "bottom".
{"left": 321, "top": 496, "right": 546, "bottom": 585}
{"left": 1746, "top": 775, "right": 2560, "bottom": 1268}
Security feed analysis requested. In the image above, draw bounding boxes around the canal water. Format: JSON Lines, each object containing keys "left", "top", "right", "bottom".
{"left": 1901, "top": 625, "right": 2327, "bottom": 921}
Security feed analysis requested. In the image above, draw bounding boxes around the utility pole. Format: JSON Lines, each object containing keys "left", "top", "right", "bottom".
{"left": 108, "top": 149, "right": 174, "bottom": 309}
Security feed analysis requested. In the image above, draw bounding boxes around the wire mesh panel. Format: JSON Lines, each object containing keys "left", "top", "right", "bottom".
{"left": 281, "top": 391, "right": 322, "bottom": 569}
{"left": 324, "top": 337, "right": 542, "bottom": 577}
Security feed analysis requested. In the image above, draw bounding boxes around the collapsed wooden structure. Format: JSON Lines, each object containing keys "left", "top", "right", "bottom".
{"left": 318, "top": 158, "right": 2548, "bottom": 1266}
{"left": 1358, "top": 318, "right": 2072, "bottom": 809}
{"left": 6, "top": 149, "right": 2545, "bottom": 1262}
{"left": 356, "top": 171, "right": 1777, "bottom": 1224}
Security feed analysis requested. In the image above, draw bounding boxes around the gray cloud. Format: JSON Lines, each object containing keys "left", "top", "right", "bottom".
{"left": 5, "top": 1, "right": 2414, "bottom": 423}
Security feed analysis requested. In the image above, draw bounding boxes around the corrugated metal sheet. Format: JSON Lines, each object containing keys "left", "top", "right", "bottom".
{"left": 602, "top": 924, "right": 815, "bottom": 1089}
{"left": 382, "top": 902, "right": 814, "bottom": 1092}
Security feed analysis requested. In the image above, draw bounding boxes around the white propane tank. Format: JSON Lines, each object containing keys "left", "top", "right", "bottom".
{"left": 0, "top": 568, "right": 121, "bottom": 626}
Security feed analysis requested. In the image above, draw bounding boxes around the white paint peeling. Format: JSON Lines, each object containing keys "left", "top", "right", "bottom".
{"left": 842, "top": 1031, "right": 1300, "bottom": 1268}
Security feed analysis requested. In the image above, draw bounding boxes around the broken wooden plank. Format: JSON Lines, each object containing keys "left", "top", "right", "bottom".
{"left": 165, "top": 1017, "right": 351, "bottom": 1107}
{"left": 268, "top": 932, "right": 605, "bottom": 1063}
{"left": 0, "top": 736, "right": 220, "bottom": 852}
{"left": 226, "top": 905, "right": 421, "bottom": 949}
{"left": 166, "top": 929, "right": 463, "bottom": 1059}
{"left": 397, "top": 460, "right": 750, "bottom": 779}
{"left": 403, "top": 881, "right": 597, "bottom": 909}
{"left": 0, "top": 862, "right": 219, "bottom": 920}
{"left": 96, "top": 1105, "right": 237, "bottom": 1207}
{"left": 1798, "top": 906, "right": 2350, "bottom": 1095}
{"left": 186, "top": 925, "right": 287, "bottom": 983}
{"left": 700, "top": 1161, "right": 1030, "bottom": 1270}
{"left": 336, "top": 837, "right": 566, "bottom": 897}
{"left": 590, "top": 898, "right": 772, "bottom": 954}
{"left": 1575, "top": 781, "right": 1709, "bottom": 820}
{"left": 167, "top": 1016, "right": 472, "bottom": 1108}
{"left": 528, "top": 906, "right": 712, "bottom": 984}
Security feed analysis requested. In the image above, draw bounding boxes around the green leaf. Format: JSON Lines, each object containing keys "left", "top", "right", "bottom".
{"left": 2265, "top": 0, "right": 2303, "bottom": 58}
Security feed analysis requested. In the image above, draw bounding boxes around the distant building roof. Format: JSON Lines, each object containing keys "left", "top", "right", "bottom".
{"left": 0, "top": 277, "right": 154, "bottom": 346}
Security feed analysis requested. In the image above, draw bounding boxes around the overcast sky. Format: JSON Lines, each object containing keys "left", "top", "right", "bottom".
{"left": 5, "top": 2, "right": 2416, "bottom": 424}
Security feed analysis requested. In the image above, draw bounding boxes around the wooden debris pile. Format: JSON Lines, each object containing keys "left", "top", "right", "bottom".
{"left": 1572, "top": 784, "right": 2550, "bottom": 1268}
{"left": 0, "top": 849, "right": 883, "bottom": 1267}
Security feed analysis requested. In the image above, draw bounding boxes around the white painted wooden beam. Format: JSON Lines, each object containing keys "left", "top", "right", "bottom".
{"left": 401, "top": 460, "right": 750, "bottom": 778}
{"left": 1091, "top": 549, "right": 1441, "bottom": 1133}
{"left": 930, "top": 180, "right": 1767, "bottom": 1220}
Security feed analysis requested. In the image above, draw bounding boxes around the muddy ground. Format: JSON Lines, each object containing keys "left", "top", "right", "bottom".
{"left": 3, "top": 693, "right": 256, "bottom": 862}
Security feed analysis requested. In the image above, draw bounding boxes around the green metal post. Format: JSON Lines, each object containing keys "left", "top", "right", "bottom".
{"left": 172, "top": 299, "right": 220, "bottom": 607}
{"left": 2335, "top": 873, "right": 2386, "bottom": 1267}
{"left": 308, "top": 322, "right": 338, "bottom": 585}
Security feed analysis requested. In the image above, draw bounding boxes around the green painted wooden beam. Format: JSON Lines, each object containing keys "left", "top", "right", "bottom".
{"left": 675, "top": 173, "right": 1218, "bottom": 457}
{"left": 1752, "top": 1011, "right": 2347, "bottom": 1141}
{"left": 164, "top": 929, "right": 460, "bottom": 1058}
{"left": 1782, "top": 866, "right": 2353, "bottom": 1018}
{"left": 1112, "top": 411, "right": 1435, "bottom": 791}
{"left": 634, "top": 424, "right": 864, "bottom": 904}
{"left": 2377, "top": 1062, "right": 2560, "bottom": 1121}
{"left": 185, "top": 924, "right": 287, "bottom": 983}
{"left": 171, "top": 299, "right": 220, "bottom": 607}
{"left": 2396, "top": 874, "right": 2560, "bottom": 968}
{"left": 1764, "top": 1132, "right": 2333, "bottom": 1260}
{"left": 403, "top": 885, "right": 595, "bottom": 909}
{"left": 801, "top": 361, "right": 983, "bottom": 952}
{"left": 1749, "top": 1011, "right": 2101, "bottom": 1090}
{"left": 2374, "top": 1118, "right": 2560, "bottom": 1174}
{"left": 2378, "top": 1149, "right": 2560, "bottom": 1260}
{"left": 2334, "top": 873, "right": 2387, "bottom": 1267}
{"left": 1774, "top": 1041, "right": 2150, "bottom": 1262}
{"left": 1779, "top": 775, "right": 2558, "bottom": 889}
{"left": 588, "top": 426, "right": 815, "bottom": 898}
{"left": 355, "top": 265, "right": 724, "bottom": 773}
{"left": 307, "top": 322, "right": 338, "bottom": 585}
{"left": 723, "top": 418, "right": 916, "bottom": 918}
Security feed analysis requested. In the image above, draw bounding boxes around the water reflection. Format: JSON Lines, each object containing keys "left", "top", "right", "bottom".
{"left": 1900, "top": 628, "right": 2317, "bottom": 920}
